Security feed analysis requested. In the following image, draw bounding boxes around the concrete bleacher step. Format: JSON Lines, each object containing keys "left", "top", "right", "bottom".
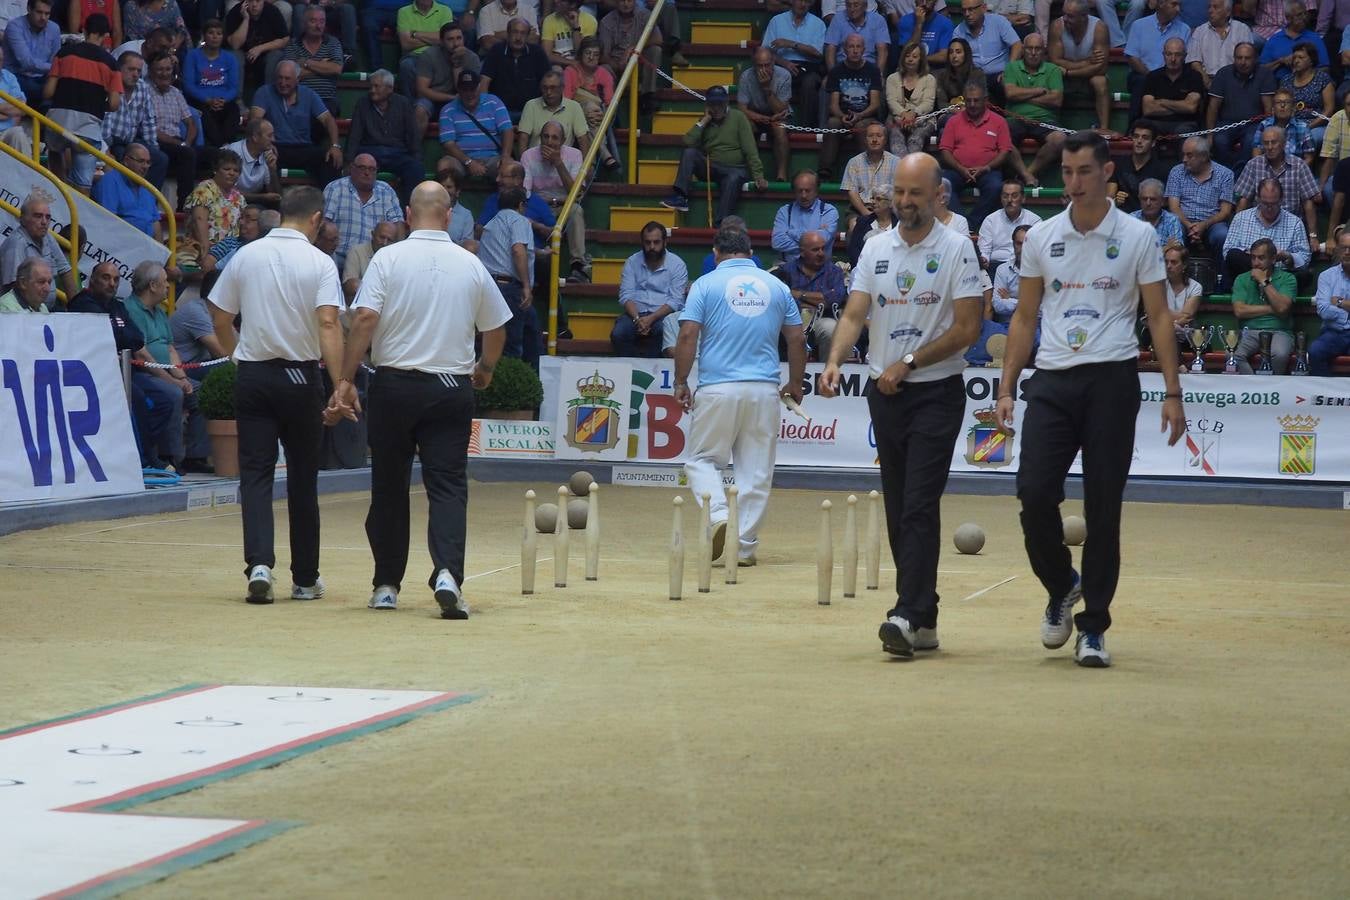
{"left": 651, "top": 111, "right": 706, "bottom": 136}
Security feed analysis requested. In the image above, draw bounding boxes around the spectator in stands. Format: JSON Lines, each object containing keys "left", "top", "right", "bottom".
{"left": 112, "top": 23, "right": 172, "bottom": 68}
{"left": 223, "top": 116, "right": 281, "bottom": 204}
{"left": 480, "top": 185, "right": 540, "bottom": 367}
{"left": 344, "top": 69, "right": 422, "bottom": 207}
{"left": 396, "top": 0, "right": 454, "bottom": 98}
{"left": 599, "top": 0, "right": 659, "bottom": 105}
{"left": 199, "top": 202, "right": 263, "bottom": 274}
{"left": 283, "top": 4, "right": 342, "bottom": 116}
{"left": 168, "top": 291, "right": 225, "bottom": 472}
{"left": 1256, "top": 87, "right": 1317, "bottom": 165}
{"left": 1002, "top": 33, "right": 1065, "bottom": 186}
{"left": 612, "top": 220, "right": 687, "bottom": 358}
{"left": 1280, "top": 42, "right": 1334, "bottom": 147}
{"left": 516, "top": 69, "right": 589, "bottom": 156}
{"left": 43, "top": 14, "right": 121, "bottom": 194}
{"left": 820, "top": 32, "right": 881, "bottom": 182}
{"left": 122, "top": 0, "right": 187, "bottom": 50}
{"left": 1235, "top": 125, "right": 1321, "bottom": 240}
{"left": 843, "top": 122, "right": 898, "bottom": 222}
{"left": 522, "top": 118, "right": 591, "bottom": 283}
{"left": 1310, "top": 229, "right": 1350, "bottom": 374}
{"left": 315, "top": 217, "right": 340, "bottom": 260}
{"left": 436, "top": 161, "right": 477, "bottom": 250}
{"left": 323, "top": 152, "right": 402, "bottom": 270}
{"left": 71, "top": 0, "right": 124, "bottom": 49}
{"left": 68, "top": 263, "right": 142, "bottom": 356}
{"left": 4, "top": 0, "right": 61, "bottom": 102}
{"left": 1125, "top": 0, "right": 1190, "bottom": 121}
{"left": 1258, "top": 0, "right": 1328, "bottom": 81}
{"left": 0, "top": 45, "right": 33, "bottom": 155}
{"left": 844, "top": 180, "right": 893, "bottom": 264}
{"left": 565, "top": 36, "right": 620, "bottom": 169}
{"left": 1166, "top": 134, "right": 1234, "bottom": 256}
{"left": 938, "top": 79, "right": 1012, "bottom": 230}
{"left": 439, "top": 69, "right": 513, "bottom": 182}
{"left": 542, "top": 0, "right": 597, "bottom": 69}
{"left": 474, "top": 159, "right": 553, "bottom": 265}
{"left": 226, "top": 0, "right": 288, "bottom": 96}
{"left": 183, "top": 19, "right": 240, "bottom": 147}
{"left": 978, "top": 180, "right": 1039, "bottom": 273}
{"left": 0, "top": 193, "right": 77, "bottom": 301}
{"left": 1108, "top": 119, "right": 1170, "bottom": 211}
{"left": 0, "top": 256, "right": 51, "bottom": 312}
{"left": 1319, "top": 0, "right": 1350, "bottom": 83}
{"left": 1047, "top": 0, "right": 1112, "bottom": 134}
{"left": 480, "top": 18, "right": 547, "bottom": 126}
{"left": 249, "top": 59, "right": 342, "bottom": 186}
{"left": 779, "top": 229, "right": 847, "bottom": 361}
{"left": 771, "top": 171, "right": 838, "bottom": 264}
{"left": 1131, "top": 176, "right": 1185, "bottom": 246}
{"left": 1162, "top": 243, "right": 1202, "bottom": 337}
{"left": 953, "top": 0, "right": 1021, "bottom": 105}
{"left": 1142, "top": 38, "right": 1206, "bottom": 146}
{"left": 885, "top": 42, "right": 936, "bottom": 156}
{"left": 478, "top": 0, "right": 538, "bottom": 52}
{"left": 934, "top": 37, "right": 981, "bottom": 116}
{"left": 1318, "top": 88, "right": 1350, "bottom": 206}
{"left": 186, "top": 147, "right": 245, "bottom": 248}
{"left": 1230, "top": 237, "right": 1295, "bottom": 373}
{"left": 763, "top": 0, "right": 827, "bottom": 128}
{"left": 146, "top": 51, "right": 196, "bottom": 208}
{"left": 645, "top": 0, "right": 687, "bottom": 72}
{"left": 738, "top": 47, "right": 792, "bottom": 184}
{"left": 415, "top": 21, "right": 481, "bottom": 134}
{"left": 896, "top": 0, "right": 954, "bottom": 66}
{"left": 991, "top": 222, "right": 1029, "bottom": 324}
{"left": 102, "top": 51, "right": 163, "bottom": 181}
{"left": 1223, "top": 176, "right": 1311, "bottom": 281}
{"left": 341, "top": 219, "right": 400, "bottom": 302}
{"left": 125, "top": 259, "right": 196, "bottom": 466}
{"left": 699, "top": 214, "right": 763, "bottom": 274}
{"left": 1186, "top": 0, "right": 1253, "bottom": 86}
{"left": 988, "top": 0, "right": 1033, "bottom": 37}
{"left": 1205, "top": 42, "right": 1273, "bottom": 169}
{"left": 93, "top": 142, "right": 161, "bottom": 237}
{"left": 660, "top": 85, "right": 767, "bottom": 226}
{"left": 824, "top": 0, "right": 890, "bottom": 74}
{"left": 936, "top": 176, "right": 971, "bottom": 237}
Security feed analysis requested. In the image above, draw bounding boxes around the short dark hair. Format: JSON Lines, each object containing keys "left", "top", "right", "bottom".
{"left": 117, "top": 50, "right": 144, "bottom": 66}
{"left": 1250, "top": 237, "right": 1277, "bottom": 257}
{"left": 1012, "top": 224, "right": 1032, "bottom": 239}
{"left": 640, "top": 221, "right": 668, "bottom": 239}
{"left": 1063, "top": 129, "right": 1110, "bottom": 164}
{"left": 713, "top": 225, "right": 752, "bottom": 256}
{"left": 1291, "top": 41, "right": 1319, "bottom": 64}
{"left": 83, "top": 12, "right": 110, "bottom": 34}
{"left": 27, "top": 0, "right": 51, "bottom": 11}
{"left": 1130, "top": 118, "right": 1157, "bottom": 138}
{"left": 202, "top": 17, "right": 223, "bottom": 31}
{"left": 440, "top": 21, "right": 463, "bottom": 38}
{"left": 280, "top": 185, "right": 325, "bottom": 221}
{"left": 499, "top": 186, "right": 527, "bottom": 210}
{"left": 214, "top": 148, "right": 243, "bottom": 171}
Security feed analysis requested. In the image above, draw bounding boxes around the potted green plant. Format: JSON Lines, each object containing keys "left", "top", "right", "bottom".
{"left": 198, "top": 361, "right": 239, "bottom": 477}
{"left": 474, "top": 356, "right": 543, "bottom": 420}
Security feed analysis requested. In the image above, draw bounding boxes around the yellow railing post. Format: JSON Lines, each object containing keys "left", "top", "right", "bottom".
{"left": 626, "top": 57, "right": 640, "bottom": 186}
{"left": 547, "top": 0, "right": 665, "bottom": 355}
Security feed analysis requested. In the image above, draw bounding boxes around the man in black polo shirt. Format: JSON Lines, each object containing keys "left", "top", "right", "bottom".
{"left": 1140, "top": 37, "right": 1205, "bottom": 149}
{"left": 480, "top": 17, "right": 552, "bottom": 124}
{"left": 1204, "top": 42, "right": 1274, "bottom": 171}
{"left": 1107, "top": 120, "right": 1171, "bottom": 213}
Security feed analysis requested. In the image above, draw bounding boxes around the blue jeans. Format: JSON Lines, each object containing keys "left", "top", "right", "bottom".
{"left": 132, "top": 371, "right": 183, "bottom": 467}
{"left": 360, "top": 6, "right": 400, "bottom": 71}
{"left": 942, "top": 166, "right": 1003, "bottom": 232}
{"left": 610, "top": 313, "right": 668, "bottom": 358}
{"left": 498, "top": 280, "right": 541, "bottom": 370}
{"left": 1309, "top": 327, "right": 1350, "bottom": 375}
{"left": 1204, "top": 221, "right": 1229, "bottom": 260}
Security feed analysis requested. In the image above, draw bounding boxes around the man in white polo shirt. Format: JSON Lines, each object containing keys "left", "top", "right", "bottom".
{"left": 207, "top": 186, "right": 347, "bottom": 605}
{"left": 818, "top": 153, "right": 984, "bottom": 659}
{"left": 334, "top": 181, "right": 513, "bottom": 619}
{"left": 995, "top": 130, "right": 1186, "bottom": 668}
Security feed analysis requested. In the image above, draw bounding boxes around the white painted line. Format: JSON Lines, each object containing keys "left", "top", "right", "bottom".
{"left": 959, "top": 576, "right": 1017, "bottom": 603}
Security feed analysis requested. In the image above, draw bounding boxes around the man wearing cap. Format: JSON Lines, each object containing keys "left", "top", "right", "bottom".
{"left": 661, "top": 85, "right": 767, "bottom": 227}
{"left": 438, "top": 68, "right": 514, "bottom": 183}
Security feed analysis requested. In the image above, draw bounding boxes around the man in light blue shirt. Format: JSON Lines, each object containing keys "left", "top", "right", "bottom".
{"left": 954, "top": 0, "right": 1022, "bottom": 89}
{"left": 1124, "top": 0, "right": 1190, "bottom": 118}
{"left": 824, "top": 0, "right": 892, "bottom": 71}
{"left": 1309, "top": 230, "right": 1350, "bottom": 375}
{"left": 479, "top": 186, "right": 539, "bottom": 368}
{"left": 3, "top": 0, "right": 60, "bottom": 101}
{"left": 612, "top": 221, "right": 688, "bottom": 358}
{"left": 771, "top": 171, "right": 839, "bottom": 264}
{"left": 672, "top": 225, "right": 806, "bottom": 567}
{"left": 896, "top": 0, "right": 955, "bottom": 65}
{"left": 762, "top": 0, "right": 828, "bottom": 126}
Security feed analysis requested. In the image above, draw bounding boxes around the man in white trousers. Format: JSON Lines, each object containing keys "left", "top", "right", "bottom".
{"left": 672, "top": 225, "right": 807, "bottom": 567}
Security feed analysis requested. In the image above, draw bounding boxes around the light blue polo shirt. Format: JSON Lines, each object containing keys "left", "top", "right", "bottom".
{"left": 250, "top": 83, "right": 329, "bottom": 145}
{"left": 954, "top": 12, "right": 1021, "bottom": 76}
{"left": 1124, "top": 14, "right": 1191, "bottom": 71}
{"left": 761, "top": 10, "right": 828, "bottom": 63}
{"left": 679, "top": 257, "right": 801, "bottom": 385}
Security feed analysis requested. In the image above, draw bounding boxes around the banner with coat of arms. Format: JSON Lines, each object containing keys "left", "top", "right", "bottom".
{"left": 552, "top": 361, "right": 633, "bottom": 461}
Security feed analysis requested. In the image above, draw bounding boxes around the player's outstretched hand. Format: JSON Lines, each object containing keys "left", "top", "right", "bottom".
{"left": 1162, "top": 396, "right": 1185, "bottom": 446}
{"left": 995, "top": 394, "right": 1015, "bottom": 437}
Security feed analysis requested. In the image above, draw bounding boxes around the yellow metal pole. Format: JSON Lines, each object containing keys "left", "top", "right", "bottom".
{"left": 627, "top": 58, "right": 640, "bottom": 185}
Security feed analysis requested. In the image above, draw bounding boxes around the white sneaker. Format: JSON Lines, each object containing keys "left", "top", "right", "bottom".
{"left": 878, "top": 615, "right": 917, "bottom": 658}
{"left": 1074, "top": 632, "right": 1111, "bottom": 668}
{"left": 246, "top": 565, "right": 274, "bottom": 604}
{"left": 913, "top": 626, "right": 939, "bottom": 651}
{"left": 435, "top": 569, "right": 468, "bottom": 620}
{"left": 1041, "top": 570, "right": 1082, "bottom": 649}
{"left": 368, "top": 585, "right": 398, "bottom": 610}
{"left": 291, "top": 577, "right": 325, "bottom": 601}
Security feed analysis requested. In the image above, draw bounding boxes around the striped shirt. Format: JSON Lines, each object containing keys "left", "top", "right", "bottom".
{"left": 438, "top": 93, "right": 512, "bottom": 160}
{"left": 149, "top": 83, "right": 192, "bottom": 140}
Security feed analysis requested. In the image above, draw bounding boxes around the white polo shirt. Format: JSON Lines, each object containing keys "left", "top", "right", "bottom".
{"left": 851, "top": 218, "right": 983, "bottom": 382}
{"left": 977, "top": 206, "right": 1040, "bottom": 264}
{"left": 353, "top": 230, "right": 513, "bottom": 375}
{"left": 1020, "top": 203, "right": 1164, "bottom": 370}
{"left": 208, "top": 228, "right": 343, "bottom": 362}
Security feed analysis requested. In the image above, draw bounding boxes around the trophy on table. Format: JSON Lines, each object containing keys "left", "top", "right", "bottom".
{"left": 1188, "top": 327, "right": 1210, "bottom": 372}
{"left": 1292, "top": 331, "right": 1310, "bottom": 375}
{"left": 1255, "top": 331, "right": 1275, "bottom": 375}
{"left": 1223, "top": 329, "right": 1240, "bottom": 373}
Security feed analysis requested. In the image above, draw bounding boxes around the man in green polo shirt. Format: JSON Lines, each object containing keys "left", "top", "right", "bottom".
{"left": 124, "top": 260, "right": 199, "bottom": 467}
{"left": 1002, "top": 32, "right": 1065, "bottom": 187}
{"left": 0, "top": 258, "right": 52, "bottom": 314}
{"left": 1230, "top": 237, "right": 1296, "bottom": 374}
{"left": 396, "top": 0, "right": 455, "bottom": 98}
{"left": 660, "top": 85, "right": 768, "bottom": 227}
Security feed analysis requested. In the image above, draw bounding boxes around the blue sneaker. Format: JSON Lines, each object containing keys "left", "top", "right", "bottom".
{"left": 1074, "top": 632, "right": 1111, "bottom": 668}
{"left": 660, "top": 193, "right": 690, "bottom": 212}
{"left": 1041, "top": 570, "right": 1082, "bottom": 649}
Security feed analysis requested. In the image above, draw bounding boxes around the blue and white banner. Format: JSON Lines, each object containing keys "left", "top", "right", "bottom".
{"left": 0, "top": 314, "right": 143, "bottom": 502}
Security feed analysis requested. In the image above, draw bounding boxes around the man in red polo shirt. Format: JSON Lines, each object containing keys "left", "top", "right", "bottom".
{"left": 937, "top": 79, "right": 1013, "bottom": 231}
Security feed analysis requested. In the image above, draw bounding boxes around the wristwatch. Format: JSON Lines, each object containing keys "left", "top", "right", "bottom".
{"left": 902, "top": 353, "right": 917, "bottom": 370}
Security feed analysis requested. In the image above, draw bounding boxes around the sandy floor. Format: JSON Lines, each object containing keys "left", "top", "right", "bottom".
{"left": 3, "top": 483, "right": 1348, "bottom": 898}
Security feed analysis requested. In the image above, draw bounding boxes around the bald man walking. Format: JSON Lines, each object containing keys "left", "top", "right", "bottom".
{"left": 335, "top": 181, "right": 513, "bottom": 619}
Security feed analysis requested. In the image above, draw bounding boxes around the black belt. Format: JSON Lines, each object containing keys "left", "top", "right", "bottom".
{"left": 492, "top": 274, "right": 521, "bottom": 286}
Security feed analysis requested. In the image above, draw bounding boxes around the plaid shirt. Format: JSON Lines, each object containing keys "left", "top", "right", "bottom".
{"left": 1257, "top": 114, "right": 1315, "bottom": 158}
{"left": 1164, "top": 161, "right": 1235, "bottom": 221}
{"left": 1221, "top": 206, "right": 1311, "bottom": 269}
{"left": 101, "top": 80, "right": 157, "bottom": 147}
{"left": 1234, "top": 154, "right": 1319, "bottom": 212}
{"left": 321, "top": 177, "right": 402, "bottom": 270}
{"left": 777, "top": 257, "right": 848, "bottom": 318}
{"left": 149, "top": 83, "right": 192, "bottom": 141}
